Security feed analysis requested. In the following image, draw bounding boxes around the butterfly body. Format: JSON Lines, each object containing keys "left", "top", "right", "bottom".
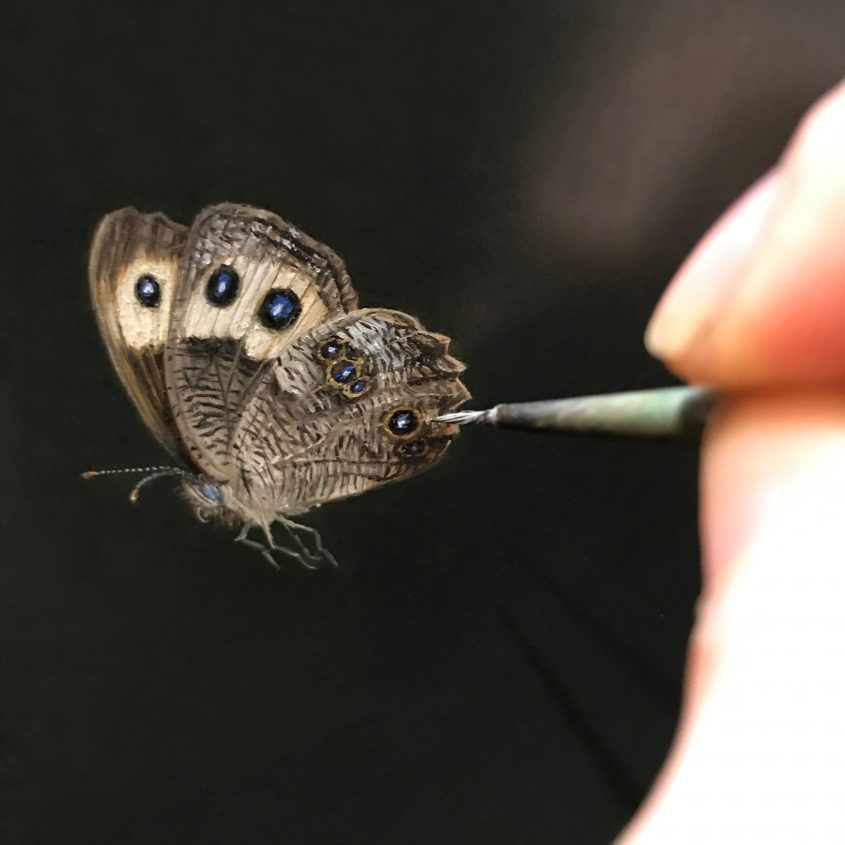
{"left": 89, "top": 204, "right": 469, "bottom": 564}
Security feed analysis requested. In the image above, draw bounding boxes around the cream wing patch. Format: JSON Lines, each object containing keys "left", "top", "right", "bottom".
{"left": 89, "top": 207, "right": 188, "bottom": 454}
{"left": 176, "top": 256, "right": 330, "bottom": 358}
{"left": 163, "top": 203, "right": 359, "bottom": 481}
{"left": 168, "top": 203, "right": 358, "bottom": 357}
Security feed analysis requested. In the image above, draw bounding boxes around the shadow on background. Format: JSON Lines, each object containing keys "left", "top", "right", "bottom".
{"left": 1, "top": 2, "right": 841, "bottom": 843}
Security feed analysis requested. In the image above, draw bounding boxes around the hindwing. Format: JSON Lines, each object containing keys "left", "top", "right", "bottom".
{"left": 229, "top": 308, "right": 469, "bottom": 519}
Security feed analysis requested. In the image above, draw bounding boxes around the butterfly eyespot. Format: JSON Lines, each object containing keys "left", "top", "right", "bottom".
{"left": 342, "top": 377, "right": 370, "bottom": 400}
{"left": 398, "top": 439, "right": 427, "bottom": 458}
{"left": 206, "top": 265, "right": 240, "bottom": 307}
{"left": 317, "top": 338, "right": 344, "bottom": 361}
{"left": 386, "top": 409, "right": 420, "bottom": 437}
{"left": 259, "top": 288, "right": 301, "bottom": 330}
{"left": 330, "top": 362, "right": 357, "bottom": 384}
{"left": 135, "top": 274, "right": 161, "bottom": 308}
{"left": 199, "top": 483, "right": 222, "bottom": 503}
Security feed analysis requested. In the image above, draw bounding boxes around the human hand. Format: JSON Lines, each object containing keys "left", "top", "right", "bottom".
{"left": 618, "top": 81, "right": 845, "bottom": 844}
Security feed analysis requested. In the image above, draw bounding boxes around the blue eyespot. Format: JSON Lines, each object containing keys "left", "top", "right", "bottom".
{"left": 319, "top": 339, "right": 343, "bottom": 359}
{"left": 206, "top": 266, "right": 240, "bottom": 307}
{"left": 199, "top": 483, "right": 221, "bottom": 503}
{"left": 259, "top": 288, "right": 301, "bottom": 330}
{"left": 135, "top": 275, "right": 161, "bottom": 307}
{"left": 349, "top": 378, "right": 367, "bottom": 394}
{"left": 331, "top": 362, "right": 356, "bottom": 383}
{"left": 388, "top": 409, "right": 419, "bottom": 436}
{"left": 399, "top": 439, "right": 427, "bottom": 458}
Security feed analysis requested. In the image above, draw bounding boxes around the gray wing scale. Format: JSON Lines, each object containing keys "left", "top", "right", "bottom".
{"left": 230, "top": 309, "right": 469, "bottom": 518}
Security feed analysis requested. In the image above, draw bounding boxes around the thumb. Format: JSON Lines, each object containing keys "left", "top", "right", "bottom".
{"left": 619, "top": 82, "right": 845, "bottom": 844}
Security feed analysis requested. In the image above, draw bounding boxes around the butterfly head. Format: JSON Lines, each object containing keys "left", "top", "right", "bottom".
{"left": 180, "top": 477, "right": 240, "bottom": 526}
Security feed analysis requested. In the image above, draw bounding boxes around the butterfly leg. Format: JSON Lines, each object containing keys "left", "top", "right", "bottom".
{"left": 235, "top": 522, "right": 315, "bottom": 570}
{"left": 235, "top": 532, "right": 281, "bottom": 570}
{"left": 267, "top": 521, "right": 323, "bottom": 571}
{"left": 279, "top": 518, "right": 339, "bottom": 569}
{"left": 235, "top": 522, "right": 334, "bottom": 571}
{"left": 237, "top": 522, "right": 319, "bottom": 571}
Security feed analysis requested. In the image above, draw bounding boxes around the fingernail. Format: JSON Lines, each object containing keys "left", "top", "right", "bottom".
{"left": 645, "top": 169, "right": 784, "bottom": 363}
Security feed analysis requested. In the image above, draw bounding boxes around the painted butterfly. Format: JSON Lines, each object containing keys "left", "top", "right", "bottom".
{"left": 87, "top": 204, "right": 470, "bottom": 568}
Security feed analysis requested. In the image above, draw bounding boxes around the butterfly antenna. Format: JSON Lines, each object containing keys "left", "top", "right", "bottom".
{"left": 80, "top": 465, "right": 187, "bottom": 503}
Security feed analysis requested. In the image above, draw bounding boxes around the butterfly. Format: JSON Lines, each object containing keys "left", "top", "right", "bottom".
{"left": 86, "top": 204, "right": 470, "bottom": 568}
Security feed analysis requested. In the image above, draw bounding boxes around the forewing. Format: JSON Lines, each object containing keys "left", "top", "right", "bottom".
{"left": 229, "top": 308, "right": 470, "bottom": 519}
{"left": 89, "top": 207, "right": 188, "bottom": 454}
{"left": 164, "top": 203, "right": 358, "bottom": 479}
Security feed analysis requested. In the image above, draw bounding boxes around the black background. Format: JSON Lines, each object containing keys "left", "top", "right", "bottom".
{"left": 1, "top": 2, "right": 842, "bottom": 843}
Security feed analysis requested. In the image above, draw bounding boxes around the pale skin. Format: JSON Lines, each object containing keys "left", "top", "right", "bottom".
{"left": 616, "top": 80, "right": 845, "bottom": 844}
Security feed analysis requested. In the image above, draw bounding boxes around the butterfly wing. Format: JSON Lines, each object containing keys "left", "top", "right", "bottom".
{"left": 164, "top": 203, "right": 358, "bottom": 479}
{"left": 89, "top": 207, "right": 188, "bottom": 454}
{"left": 229, "top": 308, "right": 469, "bottom": 521}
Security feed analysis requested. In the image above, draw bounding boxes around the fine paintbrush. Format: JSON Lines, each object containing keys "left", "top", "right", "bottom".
{"left": 434, "top": 385, "right": 718, "bottom": 440}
